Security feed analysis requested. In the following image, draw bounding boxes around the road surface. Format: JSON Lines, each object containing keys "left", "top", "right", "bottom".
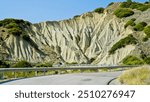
{"left": 1, "top": 71, "right": 122, "bottom": 85}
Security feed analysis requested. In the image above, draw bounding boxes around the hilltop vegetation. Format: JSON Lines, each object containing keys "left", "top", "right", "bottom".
{"left": 0, "top": 18, "right": 31, "bottom": 39}
{"left": 113, "top": 1, "right": 150, "bottom": 18}
{"left": 114, "top": 8, "right": 134, "bottom": 18}
{"left": 120, "top": 1, "right": 150, "bottom": 11}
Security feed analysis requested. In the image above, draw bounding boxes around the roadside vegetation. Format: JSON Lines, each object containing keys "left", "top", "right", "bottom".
{"left": 122, "top": 56, "right": 144, "bottom": 65}
{"left": 36, "top": 62, "right": 53, "bottom": 67}
{"left": 118, "top": 67, "right": 150, "bottom": 85}
{"left": 12, "top": 60, "right": 32, "bottom": 68}
{"left": 0, "top": 60, "right": 10, "bottom": 68}
{"left": 109, "top": 35, "right": 137, "bottom": 54}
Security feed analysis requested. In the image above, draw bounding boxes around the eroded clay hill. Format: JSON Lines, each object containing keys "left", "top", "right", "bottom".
{"left": 1, "top": 2, "right": 150, "bottom": 65}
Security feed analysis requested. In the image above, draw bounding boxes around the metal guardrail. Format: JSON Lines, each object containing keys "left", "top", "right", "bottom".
{"left": 0, "top": 65, "right": 139, "bottom": 79}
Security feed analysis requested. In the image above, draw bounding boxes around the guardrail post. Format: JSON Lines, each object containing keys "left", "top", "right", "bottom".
{"left": 122, "top": 67, "right": 124, "bottom": 71}
{"left": 0, "top": 72, "right": 4, "bottom": 80}
{"left": 109, "top": 68, "right": 111, "bottom": 72}
{"left": 43, "top": 69, "right": 46, "bottom": 76}
{"left": 13, "top": 72, "right": 16, "bottom": 79}
{"left": 35, "top": 71, "right": 37, "bottom": 77}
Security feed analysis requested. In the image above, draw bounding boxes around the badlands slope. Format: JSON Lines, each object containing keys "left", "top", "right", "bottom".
{"left": 1, "top": 3, "right": 150, "bottom": 65}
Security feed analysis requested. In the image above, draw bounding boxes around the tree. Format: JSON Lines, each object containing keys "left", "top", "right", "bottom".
{"left": 126, "top": 0, "right": 132, "bottom": 2}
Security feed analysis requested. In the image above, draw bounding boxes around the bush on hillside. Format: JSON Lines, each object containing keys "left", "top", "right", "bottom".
{"left": 124, "top": 19, "right": 136, "bottom": 28}
{"left": 142, "top": 36, "right": 149, "bottom": 42}
{"left": 144, "top": 26, "right": 150, "bottom": 37}
{"left": 144, "top": 57, "right": 150, "bottom": 64}
{"left": 8, "top": 28, "right": 22, "bottom": 36}
{"left": 120, "top": 2, "right": 150, "bottom": 11}
{"left": 0, "top": 60, "right": 10, "bottom": 68}
{"left": 0, "top": 18, "right": 30, "bottom": 27}
{"left": 133, "top": 22, "right": 147, "bottom": 31}
{"left": 12, "top": 61, "right": 32, "bottom": 68}
{"left": 114, "top": 8, "right": 134, "bottom": 18}
{"left": 109, "top": 35, "right": 137, "bottom": 54}
{"left": 137, "top": 5, "right": 150, "bottom": 11}
{"left": 22, "top": 34, "right": 30, "bottom": 41}
{"left": 5, "top": 22, "right": 19, "bottom": 29}
{"left": 122, "top": 56, "right": 144, "bottom": 65}
{"left": 94, "top": 7, "right": 104, "bottom": 14}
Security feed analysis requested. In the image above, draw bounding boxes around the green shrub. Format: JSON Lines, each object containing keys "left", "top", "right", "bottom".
{"left": 120, "top": 2, "right": 150, "bottom": 11}
{"left": 144, "top": 57, "right": 150, "bottom": 64}
{"left": 133, "top": 22, "right": 147, "bottom": 31}
{"left": 8, "top": 28, "right": 22, "bottom": 36}
{"left": 0, "top": 18, "right": 31, "bottom": 37}
{"left": 114, "top": 8, "right": 134, "bottom": 18}
{"left": 120, "top": 2, "right": 133, "bottom": 8}
{"left": 0, "top": 60, "right": 10, "bottom": 68}
{"left": 144, "top": 26, "right": 150, "bottom": 37}
{"left": 36, "top": 62, "right": 52, "bottom": 67}
{"left": 131, "top": 18, "right": 136, "bottom": 21}
{"left": 109, "top": 35, "right": 137, "bottom": 54}
{"left": 94, "top": 7, "right": 104, "bottom": 14}
{"left": 0, "top": 18, "right": 30, "bottom": 27}
{"left": 142, "top": 36, "right": 149, "bottom": 42}
{"left": 124, "top": 19, "right": 136, "bottom": 28}
{"left": 22, "top": 34, "right": 30, "bottom": 41}
{"left": 5, "top": 22, "right": 19, "bottom": 29}
{"left": 137, "top": 5, "right": 149, "bottom": 11}
{"left": 12, "top": 61, "right": 32, "bottom": 68}
{"left": 122, "top": 56, "right": 144, "bottom": 65}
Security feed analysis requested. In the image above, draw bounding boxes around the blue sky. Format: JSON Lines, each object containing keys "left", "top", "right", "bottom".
{"left": 0, "top": 0, "right": 147, "bottom": 23}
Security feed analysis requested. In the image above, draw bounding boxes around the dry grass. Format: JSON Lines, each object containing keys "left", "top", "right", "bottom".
{"left": 118, "top": 67, "right": 150, "bottom": 85}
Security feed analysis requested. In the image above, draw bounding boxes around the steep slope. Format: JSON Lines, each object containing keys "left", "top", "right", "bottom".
{"left": 1, "top": 2, "right": 150, "bottom": 65}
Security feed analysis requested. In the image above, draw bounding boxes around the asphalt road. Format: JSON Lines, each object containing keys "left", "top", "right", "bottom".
{"left": 1, "top": 71, "right": 123, "bottom": 85}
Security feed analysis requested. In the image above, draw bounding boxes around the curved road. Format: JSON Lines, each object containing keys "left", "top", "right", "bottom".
{"left": 2, "top": 71, "right": 122, "bottom": 85}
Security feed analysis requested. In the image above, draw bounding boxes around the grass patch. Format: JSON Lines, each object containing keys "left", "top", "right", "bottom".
{"left": 133, "top": 22, "right": 147, "bottom": 31}
{"left": 109, "top": 35, "right": 137, "bottom": 54}
{"left": 124, "top": 18, "right": 136, "bottom": 28}
{"left": 122, "top": 56, "right": 144, "bottom": 65}
{"left": 114, "top": 8, "right": 134, "bottom": 18}
{"left": 118, "top": 67, "right": 150, "bottom": 85}
{"left": 12, "top": 60, "right": 32, "bottom": 68}
{"left": 144, "top": 25, "right": 150, "bottom": 37}
{"left": 144, "top": 57, "right": 150, "bottom": 64}
{"left": 120, "top": 2, "right": 150, "bottom": 11}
